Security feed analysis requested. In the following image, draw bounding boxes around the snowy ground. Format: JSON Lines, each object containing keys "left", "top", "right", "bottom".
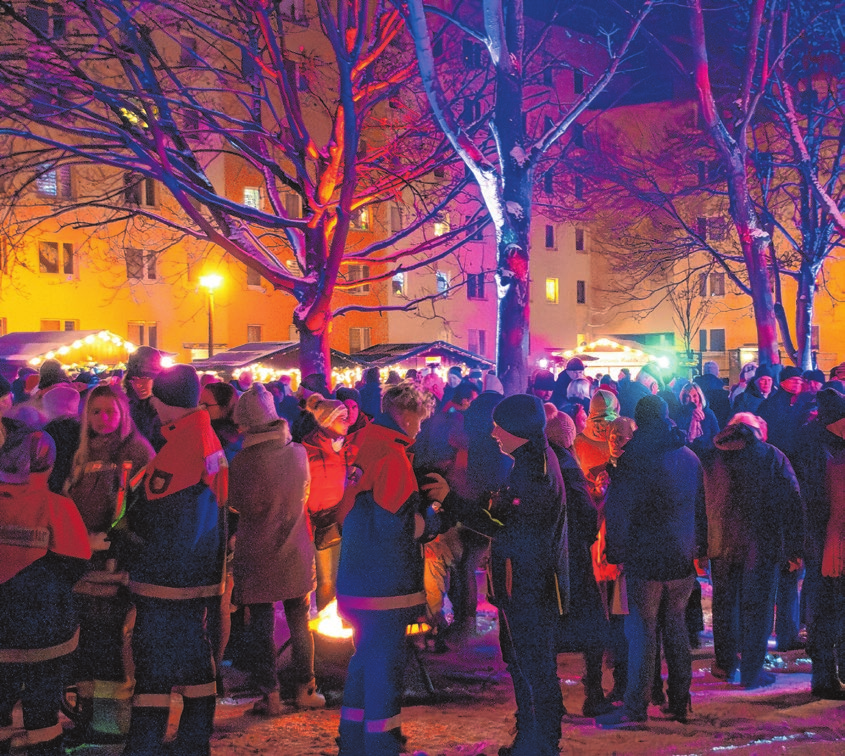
{"left": 11, "top": 578, "right": 845, "bottom": 755}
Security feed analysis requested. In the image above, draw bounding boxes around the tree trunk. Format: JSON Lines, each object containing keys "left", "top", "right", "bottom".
{"left": 496, "top": 234, "right": 531, "bottom": 397}
{"left": 296, "top": 314, "right": 331, "bottom": 379}
{"left": 724, "top": 162, "right": 780, "bottom": 365}
{"left": 794, "top": 264, "right": 817, "bottom": 371}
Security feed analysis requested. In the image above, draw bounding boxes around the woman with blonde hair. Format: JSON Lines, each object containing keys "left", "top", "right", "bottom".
{"left": 66, "top": 383, "right": 154, "bottom": 745}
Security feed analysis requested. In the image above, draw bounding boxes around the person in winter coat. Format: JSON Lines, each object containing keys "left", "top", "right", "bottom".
{"left": 38, "top": 383, "right": 81, "bottom": 495}
{"left": 792, "top": 389, "right": 845, "bottom": 699}
{"left": 65, "top": 384, "right": 154, "bottom": 743}
{"left": 230, "top": 384, "right": 324, "bottom": 715}
{"left": 693, "top": 362, "right": 731, "bottom": 429}
{"left": 731, "top": 364, "right": 776, "bottom": 417}
{"left": 198, "top": 381, "right": 242, "bottom": 694}
{"left": 441, "top": 391, "right": 512, "bottom": 638}
{"left": 359, "top": 367, "right": 383, "bottom": 419}
{"left": 449, "top": 394, "right": 567, "bottom": 755}
{"left": 0, "top": 428, "right": 92, "bottom": 756}
{"left": 573, "top": 389, "right": 628, "bottom": 703}
{"left": 489, "top": 394, "right": 566, "bottom": 756}
{"left": 120, "top": 365, "right": 227, "bottom": 756}
{"left": 546, "top": 405, "right": 614, "bottom": 718}
{"left": 599, "top": 396, "right": 707, "bottom": 728}
{"left": 302, "top": 393, "right": 356, "bottom": 611}
{"left": 550, "top": 357, "right": 586, "bottom": 408}
{"left": 729, "top": 362, "right": 758, "bottom": 405}
{"left": 701, "top": 412, "right": 803, "bottom": 690}
{"left": 336, "top": 382, "right": 446, "bottom": 756}
{"left": 676, "top": 382, "right": 720, "bottom": 456}
{"left": 123, "top": 346, "right": 164, "bottom": 452}
{"left": 757, "top": 366, "right": 815, "bottom": 651}
{"left": 617, "top": 367, "right": 656, "bottom": 419}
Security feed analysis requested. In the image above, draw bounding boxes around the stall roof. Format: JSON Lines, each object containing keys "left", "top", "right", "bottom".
{"left": 190, "top": 342, "right": 363, "bottom": 372}
{"left": 0, "top": 330, "right": 138, "bottom": 375}
{"left": 352, "top": 341, "right": 494, "bottom": 370}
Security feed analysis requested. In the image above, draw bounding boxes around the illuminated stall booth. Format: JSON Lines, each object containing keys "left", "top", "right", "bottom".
{"left": 189, "top": 342, "right": 364, "bottom": 389}
{"left": 190, "top": 340, "right": 493, "bottom": 391}
{"left": 0, "top": 330, "right": 142, "bottom": 379}
{"left": 352, "top": 341, "right": 493, "bottom": 377}
{"left": 547, "top": 337, "right": 675, "bottom": 379}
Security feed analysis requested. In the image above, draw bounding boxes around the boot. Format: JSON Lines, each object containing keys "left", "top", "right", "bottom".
{"left": 252, "top": 691, "right": 283, "bottom": 716}
{"left": 295, "top": 679, "right": 325, "bottom": 709}
{"left": 171, "top": 696, "right": 215, "bottom": 756}
{"left": 63, "top": 695, "right": 94, "bottom": 745}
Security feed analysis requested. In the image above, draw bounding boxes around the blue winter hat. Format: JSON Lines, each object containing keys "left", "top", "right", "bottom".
{"left": 493, "top": 393, "right": 546, "bottom": 441}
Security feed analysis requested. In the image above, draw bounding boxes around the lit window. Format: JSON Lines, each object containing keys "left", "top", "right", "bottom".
{"left": 36, "top": 165, "right": 72, "bottom": 198}
{"left": 243, "top": 187, "right": 261, "bottom": 209}
{"left": 392, "top": 272, "right": 405, "bottom": 296}
{"left": 351, "top": 206, "right": 370, "bottom": 230}
{"left": 433, "top": 214, "right": 450, "bottom": 237}
{"left": 545, "top": 278, "right": 559, "bottom": 304}
{"left": 436, "top": 271, "right": 450, "bottom": 296}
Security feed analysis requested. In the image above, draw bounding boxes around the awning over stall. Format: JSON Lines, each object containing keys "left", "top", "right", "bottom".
{"left": 0, "top": 330, "right": 139, "bottom": 378}
{"left": 352, "top": 341, "right": 494, "bottom": 371}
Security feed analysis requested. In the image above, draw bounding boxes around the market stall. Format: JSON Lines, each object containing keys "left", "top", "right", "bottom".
{"left": 0, "top": 330, "right": 144, "bottom": 379}
{"left": 547, "top": 337, "right": 674, "bottom": 379}
{"left": 189, "top": 341, "right": 364, "bottom": 389}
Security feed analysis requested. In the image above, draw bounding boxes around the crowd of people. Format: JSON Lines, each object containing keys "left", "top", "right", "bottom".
{"left": 1, "top": 349, "right": 844, "bottom": 756}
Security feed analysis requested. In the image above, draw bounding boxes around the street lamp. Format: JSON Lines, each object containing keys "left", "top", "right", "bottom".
{"left": 199, "top": 273, "right": 223, "bottom": 358}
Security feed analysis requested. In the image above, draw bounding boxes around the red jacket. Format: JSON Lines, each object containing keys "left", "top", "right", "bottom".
{"left": 302, "top": 430, "right": 357, "bottom": 523}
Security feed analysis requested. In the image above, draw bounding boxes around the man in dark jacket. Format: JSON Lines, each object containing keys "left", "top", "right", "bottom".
{"left": 599, "top": 396, "right": 706, "bottom": 727}
{"left": 451, "top": 394, "right": 566, "bottom": 755}
{"left": 757, "top": 365, "right": 815, "bottom": 650}
{"left": 701, "top": 413, "right": 803, "bottom": 689}
{"left": 792, "top": 389, "right": 845, "bottom": 699}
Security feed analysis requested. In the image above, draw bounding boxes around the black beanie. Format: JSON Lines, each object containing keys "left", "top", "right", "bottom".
{"left": 634, "top": 395, "right": 669, "bottom": 427}
{"left": 336, "top": 386, "right": 361, "bottom": 406}
{"left": 493, "top": 394, "right": 546, "bottom": 441}
{"left": 153, "top": 364, "right": 200, "bottom": 409}
{"left": 754, "top": 364, "right": 775, "bottom": 380}
{"left": 532, "top": 370, "right": 556, "bottom": 391}
{"left": 804, "top": 369, "right": 825, "bottom": 384}
{"left": 817, "top": 388, "right": 845, "bottom": 427}
{"left": 779, "top": 366, "right": 802, "bottom": 382}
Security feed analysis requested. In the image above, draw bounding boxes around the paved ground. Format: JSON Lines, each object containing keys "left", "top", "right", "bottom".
{"left": 10, "top": 580, "right": 845, "bottom": 755}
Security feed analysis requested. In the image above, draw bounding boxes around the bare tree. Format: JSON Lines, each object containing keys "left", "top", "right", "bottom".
{"left": 0, "top": 0, "right": 482, "bottom": 373}
{"left": 391, "top": 0, "right": 658, "bottom": 394}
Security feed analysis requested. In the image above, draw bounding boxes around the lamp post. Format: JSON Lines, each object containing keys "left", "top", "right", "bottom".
{"left": 199, "top": 274, "right": 223, "bottom": 358}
